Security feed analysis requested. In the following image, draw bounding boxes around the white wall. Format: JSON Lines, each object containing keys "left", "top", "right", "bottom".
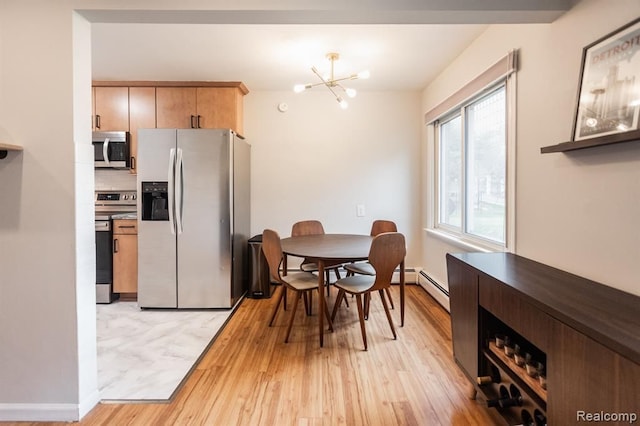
{"left": 245, "top": 90, "right": 423, "bottom": 267}
{"left": 421, "top": 0, "right": 640, "bottom": 297}
{"left": 0, "top": 2, "right": 97, "bottom": 421}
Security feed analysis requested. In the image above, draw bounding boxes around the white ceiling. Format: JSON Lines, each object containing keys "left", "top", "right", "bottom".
{"left": 92, "top": 24, "right": 490, "bottom": 91}
{"left": 89, "top": 1, "right": 572, "bottom": 92}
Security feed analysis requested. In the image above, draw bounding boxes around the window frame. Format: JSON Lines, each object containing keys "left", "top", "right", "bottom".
{"left": 431, "top": 77, "right": 515, "bottom": 253}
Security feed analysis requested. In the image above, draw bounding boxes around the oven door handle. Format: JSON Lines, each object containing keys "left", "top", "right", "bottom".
{"left": 168, "top": 148, "right": 176, "bottom": 235}
{"left": 103, "top": 137, "right": 110, "bottom": 165}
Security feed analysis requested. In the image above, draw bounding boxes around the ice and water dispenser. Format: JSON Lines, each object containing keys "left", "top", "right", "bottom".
{"left": 141, "top": 182, "right": 169, "bottom": 221}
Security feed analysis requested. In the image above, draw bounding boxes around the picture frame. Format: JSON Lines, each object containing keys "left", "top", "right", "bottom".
{"left": 571, "top": 18, "right": 640, "bottom": 144}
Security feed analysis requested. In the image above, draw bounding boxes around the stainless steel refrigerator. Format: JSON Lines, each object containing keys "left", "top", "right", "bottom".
{"left": 136, "top": 129, "right": 250, "bottom": 308}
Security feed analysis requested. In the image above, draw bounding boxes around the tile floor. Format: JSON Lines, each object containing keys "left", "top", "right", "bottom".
{"left": 97, "top": 301, "right": 236, "bottom": 401}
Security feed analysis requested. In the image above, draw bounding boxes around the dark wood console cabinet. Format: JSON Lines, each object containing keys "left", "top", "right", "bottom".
{"left": 447, "top": 252, "right": 640, "bottom": 425}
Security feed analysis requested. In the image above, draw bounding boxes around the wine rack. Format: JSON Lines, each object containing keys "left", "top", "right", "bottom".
{"left": 479, "top": 346, "right": 547, "bottom": 425}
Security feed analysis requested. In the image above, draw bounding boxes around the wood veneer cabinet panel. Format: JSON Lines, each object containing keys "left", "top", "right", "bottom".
{"left": 128, "top": 87, "right": 156, "bottom": 173}
{"left": 113, "top": 220, "right": 137, "bottom": 294}
{"left": 547, "top": 321, "right": 640, "bottom": 424}
{"left": 93, "top": 86, "right": 129, "bottom": 131}
{"left": 156, "top": 87, "right": 197, "bottom": 128}
{"left": 479, "top": 275, "right": 553, "bottom": 352}
{"left": 446, "top": 254, "right": 479, "bottom": 381}
{"left": 196, "top": 87, "right": 244, "bottom": 135}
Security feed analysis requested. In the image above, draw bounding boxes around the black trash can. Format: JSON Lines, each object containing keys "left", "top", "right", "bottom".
{"left": 248, "top": 234, "right": 273, "bottom": 298}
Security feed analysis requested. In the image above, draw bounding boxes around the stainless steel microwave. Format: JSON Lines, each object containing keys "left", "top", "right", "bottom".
{"left": 93, "top": 131, "right": 130, "bottom": 168}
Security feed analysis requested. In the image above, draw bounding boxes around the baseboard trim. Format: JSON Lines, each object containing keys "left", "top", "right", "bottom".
{"left": 0, "top": 403, "right": 81, "bottom": 422}
{"left": 417, "top": 270, "right": 450, "bottom": 312}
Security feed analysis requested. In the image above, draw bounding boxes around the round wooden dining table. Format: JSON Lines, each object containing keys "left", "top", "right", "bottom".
{"left": 280, "top": 233, "right": 405, "bottom": 347}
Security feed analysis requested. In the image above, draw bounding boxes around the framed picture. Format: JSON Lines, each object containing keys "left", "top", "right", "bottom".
{"left": 572, "top": 18, "right": 640, "bottom": 143}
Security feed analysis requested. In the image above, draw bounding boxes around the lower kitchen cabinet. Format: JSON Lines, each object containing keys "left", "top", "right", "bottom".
{"left": 113, "top": 219, "right": 137, "bottom": 295}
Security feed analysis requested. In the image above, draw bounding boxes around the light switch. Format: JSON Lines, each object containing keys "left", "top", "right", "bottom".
{"left": 356, "top": 204, "right": 366, "bottom": 217}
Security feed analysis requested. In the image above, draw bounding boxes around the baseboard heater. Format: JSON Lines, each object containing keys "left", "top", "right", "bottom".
{"left": 419, "top": 270, "right": 449, "bottom": 297}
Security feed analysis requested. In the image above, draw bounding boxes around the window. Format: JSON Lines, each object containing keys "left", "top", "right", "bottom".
{"left": 435, "top": 83, "right": 509, "bottom": 247}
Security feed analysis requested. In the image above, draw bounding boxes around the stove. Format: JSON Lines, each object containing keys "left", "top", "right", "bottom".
{"left": 95, "top": 190, "right": 137, "bottom": 304}
{"left": 95, "top": 190, "right": 137, "bottom": 219}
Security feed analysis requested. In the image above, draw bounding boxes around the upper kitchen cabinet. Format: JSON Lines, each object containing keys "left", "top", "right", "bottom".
{"left": 93, "top": 86, "right": 129, "bottom": 131}
{"left": 128, "top": 87, "right": 156, "bottom": 174}
{"left": 156, "top": 83, "right": 248, "bottom": 136}
{"left": 156, "top": 87, "right": 197, "bottom": 129}
{"left": 196, "top": 87, "right": 245, "bottom": 136}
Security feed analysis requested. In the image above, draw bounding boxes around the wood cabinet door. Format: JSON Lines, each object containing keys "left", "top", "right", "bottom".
{"left": 156, "top": 87, "right": 197, "bottom": 128}
{"left": 547, "top": 321, "right": 640, "bottom": 425}
{"left": 129, "top": 87, "right": 156, "bottom": 173}
{"left": 113, "top": 233, "right": 137, "bottom": 294}
{"left": 94, "top": 86, "right": 129, "bottom": 131}
{"left": 196, "top": 87, "right": 243, "bottom": 134}
{"left": 446, "top": 254, "right": 479, "bottom": 381}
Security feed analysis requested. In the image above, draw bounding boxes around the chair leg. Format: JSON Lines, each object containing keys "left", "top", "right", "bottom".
{"left": 331, "top": 289, "right": 346, "bottom": 322}
{"left": 385, "top": 287, "right": 395, "bottom": 310}
{"left": 303, "top": 292, "right": 309, "bottom": 315}
{"left": 285, "top": 291, "right": 302, "bottom": 343}
{"left": 323, "top": 291, "right": 334, "bottom": 332}
{"left": 364, "top": 293, "right": 370, "bottom": 320}
{"left": 355, "top": 294, "right": 368, "bottom": 351}
{"left": 269, "top": 285, "right": 285, "bottom": 326}
{"left": 325, "top": 270, "right": 331, "bottom": 297}
{"left": 379, "top": 289, "right": 397, "bottom": 340}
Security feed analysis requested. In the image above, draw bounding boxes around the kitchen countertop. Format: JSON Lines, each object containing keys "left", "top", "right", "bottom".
{"left": 110, "top": 213, "right": 137, "bottom": 220}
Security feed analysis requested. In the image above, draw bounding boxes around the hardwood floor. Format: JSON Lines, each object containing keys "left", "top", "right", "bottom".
{"left": 6, "top": 285, "right": 503, "bottom": 426}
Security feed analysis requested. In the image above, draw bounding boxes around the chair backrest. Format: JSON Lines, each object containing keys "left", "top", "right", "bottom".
{"left": 370, "top": 220, "right": 397, "bottom": 236}
{"left": 368, "top": 232, "right": 406, "bottom": 291}
{"left": 262, "top": 229, "right": 285, "bottom": 283}
{"left": 291, "top": 220, "right": 325, "bottom": 237}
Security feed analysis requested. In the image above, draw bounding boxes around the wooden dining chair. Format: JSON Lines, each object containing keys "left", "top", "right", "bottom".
{"left": 262, "top": 229, "right": 333, "bottom": 343}
{"left": 291, "top": 220, "right": 344, "bottom": 298}
{"left": 344, "top": 219, "right": 397, "bottom": 310}
{"left": 331, "top": 232, "right": 406, "bottom": 350}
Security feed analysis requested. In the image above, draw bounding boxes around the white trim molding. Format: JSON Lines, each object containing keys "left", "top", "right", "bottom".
{"left": 0, "top": 402, "right": 83, "bottom": 422}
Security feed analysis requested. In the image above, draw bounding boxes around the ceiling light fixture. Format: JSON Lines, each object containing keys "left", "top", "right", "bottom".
{"left": 294, "top": 53, "right": 369, "bottom": 109}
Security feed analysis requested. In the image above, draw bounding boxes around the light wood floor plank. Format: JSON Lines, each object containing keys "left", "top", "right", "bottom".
{"left": 1, "top": 285, "right": 505, "bottom": 426}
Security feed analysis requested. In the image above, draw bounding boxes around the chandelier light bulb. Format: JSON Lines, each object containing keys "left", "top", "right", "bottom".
{"left": 357, "top": 70, "right": 370, "bottom": 79}
{"left": 345, "top": 88, "right": 357, "bottom": 98}
{"left": 293, "top": 84, "right": 307, "bottom": 93}
{"left": 338, "top": 98, "right": 349, "bottom": 109}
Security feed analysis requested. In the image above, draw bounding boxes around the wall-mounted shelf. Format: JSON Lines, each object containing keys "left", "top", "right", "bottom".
{"left": 0, "top": 142, "right": 23, "bottom": 159}
{"left": 540, "top": 129, "right": 640, "bottom": 153}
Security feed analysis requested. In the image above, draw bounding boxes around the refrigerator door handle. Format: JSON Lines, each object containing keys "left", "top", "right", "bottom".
{"left": 175, "top": 148, "right": 184, "bottom": 235}
{"left": 168, "top": 148, "right": 176, "bottom": 235}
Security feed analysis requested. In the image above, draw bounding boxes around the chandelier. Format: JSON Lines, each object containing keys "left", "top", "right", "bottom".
{"left": 293, "top": 53, "right": 370, "bottom": 109}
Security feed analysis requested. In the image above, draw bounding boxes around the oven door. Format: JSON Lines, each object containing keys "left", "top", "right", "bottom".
{"left": 93, "top": 131, "right": 130, "bottom": 169}
{"left": 95, "top": 219, "right": 115, "bottom": 303}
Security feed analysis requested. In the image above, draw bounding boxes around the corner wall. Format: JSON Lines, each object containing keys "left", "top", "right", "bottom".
{"left": 0, "top": 3, "right": 96, "bottom": 421}
{"left": 421, "top": 0, "right": 640, "bottom": 297}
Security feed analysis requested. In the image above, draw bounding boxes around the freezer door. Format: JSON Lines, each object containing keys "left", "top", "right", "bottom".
{"left": 137, "top": 129, "right": 178, "bottom": 308}
{"left": 176, "top": 129, "right": 232, "bottom": 308}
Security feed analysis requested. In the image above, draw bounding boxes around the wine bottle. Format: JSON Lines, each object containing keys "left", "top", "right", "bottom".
{"left": 477, "top": 371, "right": 501, "bottom": 385}
{"left": 486, "top": 395, "right": 523, "bottom": 408}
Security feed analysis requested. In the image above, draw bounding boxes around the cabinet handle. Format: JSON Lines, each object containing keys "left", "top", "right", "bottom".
{"left": 96, "top": 114, "right": 101, "bottom": 129}
{"left": 118, "top": 225, "right": 136, "bottom": 229}
{"left": 190, "top": 115, "right": 196, "bottom": 128}
{"left": 113, "top": 238, "right": 119, "bottom": 253}
{"left": 197, "top": 115, "right": 202, "bottom": 128}
{"left": 131, "top": 156, "right": 136, "bottom": 170}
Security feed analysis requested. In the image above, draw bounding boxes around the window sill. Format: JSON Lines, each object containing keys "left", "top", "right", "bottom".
{"left": 425, "top": 228, "right": 505, "bottom": 253}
